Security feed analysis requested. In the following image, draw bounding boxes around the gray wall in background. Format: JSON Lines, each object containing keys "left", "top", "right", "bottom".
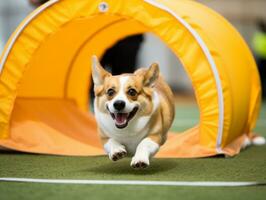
{"left": 0, "top": 0, "right": 33, "bottom": 52}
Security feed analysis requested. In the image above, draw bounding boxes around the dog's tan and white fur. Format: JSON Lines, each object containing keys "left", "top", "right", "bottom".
{"left": 92, "top": 56, "right": 175, "bottom": 168}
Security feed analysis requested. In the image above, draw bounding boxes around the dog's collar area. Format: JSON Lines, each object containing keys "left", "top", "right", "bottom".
{"left": 107, "top": 106, "right": 139, "bottom": 129}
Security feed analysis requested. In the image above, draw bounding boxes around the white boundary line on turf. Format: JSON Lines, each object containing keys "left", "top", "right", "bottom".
{"left": 0, "top": 178, "right": 264, "bottom": 187}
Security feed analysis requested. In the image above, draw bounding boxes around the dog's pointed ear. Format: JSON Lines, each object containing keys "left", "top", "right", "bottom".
{"left": 91, "top": 55, "right": 110, "bottom": 86}
{"left": 143, "top": 63, "right": 159, "bottom": 87}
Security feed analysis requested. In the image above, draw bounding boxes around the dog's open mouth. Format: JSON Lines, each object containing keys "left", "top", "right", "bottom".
{"left": 109, "top": 107, "right": 138, "bottom": 129}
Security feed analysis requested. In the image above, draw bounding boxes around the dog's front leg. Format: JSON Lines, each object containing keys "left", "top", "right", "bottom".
{"left": 104, "top": 138, "right": 127, "bottom": 161}
{"left": 131, "top": 137, "right": 159, "bottom": 169}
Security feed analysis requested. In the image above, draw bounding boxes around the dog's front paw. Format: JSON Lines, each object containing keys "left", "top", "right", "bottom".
{"left": 130, "top": 156, "right": 149, "bottom": 169}
{"left": 109, "top": 147, "right": 127, "bottom": 161}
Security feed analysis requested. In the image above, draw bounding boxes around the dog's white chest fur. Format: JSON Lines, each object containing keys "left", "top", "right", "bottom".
{"left": 94, "top": 106, "right": 153, "bottom": 154}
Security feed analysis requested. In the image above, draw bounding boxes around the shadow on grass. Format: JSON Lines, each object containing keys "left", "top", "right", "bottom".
{"left": 87, "top": 158, "right": 177, "bottom": 175}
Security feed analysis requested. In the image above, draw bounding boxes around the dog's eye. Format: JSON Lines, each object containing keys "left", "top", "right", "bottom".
{"left": 106, "top": 88, "right": 115, "bottom": 97}
{"left": 127, "top": 88, "right": 137, "bottom": 97}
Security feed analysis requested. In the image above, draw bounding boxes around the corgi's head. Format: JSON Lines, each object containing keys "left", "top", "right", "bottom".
{"left": 92, "top": 55, "right": 159, "bottom": 129}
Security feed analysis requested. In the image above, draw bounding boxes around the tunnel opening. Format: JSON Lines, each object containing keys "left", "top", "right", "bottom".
{"left": 90, "top": 32, "right": 200, "bottom": 133}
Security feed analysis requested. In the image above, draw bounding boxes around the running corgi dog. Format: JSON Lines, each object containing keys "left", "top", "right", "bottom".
{"left": 92, "top": 56, "right": 175, "bottom": 168}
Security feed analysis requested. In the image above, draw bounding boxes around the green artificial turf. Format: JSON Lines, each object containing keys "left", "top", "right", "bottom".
{"left": 0, "top": 183, "right": 265, "bottom": 200}
{"left": 0, "top": 102, "right": 265, "bottom": 200}
{"left": 0, "top": 145, "right": 266, "bottom": 181}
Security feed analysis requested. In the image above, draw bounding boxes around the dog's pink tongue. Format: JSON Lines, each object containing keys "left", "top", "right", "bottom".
{"left": 116, "top": 113, "right": 128, "bottom": 124}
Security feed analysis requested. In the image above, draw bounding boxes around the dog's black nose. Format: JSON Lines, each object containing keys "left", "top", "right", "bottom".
{"left": 113, "top": 100, "right": 125, "bottom": 111}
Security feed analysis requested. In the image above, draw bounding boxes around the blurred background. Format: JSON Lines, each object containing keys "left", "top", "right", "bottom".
{"left": 0, "top": 0, "right": 266, "bottom": 101}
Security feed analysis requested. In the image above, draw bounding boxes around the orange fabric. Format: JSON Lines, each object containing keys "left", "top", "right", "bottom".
{"left": 0, "top": 98, "right": 216, "bottom": 157}
{"left": 0, "top": 98, "right": 104, "bottom": 155}
{"left": 157, "top": 128, "right": 216, "bottom": 158}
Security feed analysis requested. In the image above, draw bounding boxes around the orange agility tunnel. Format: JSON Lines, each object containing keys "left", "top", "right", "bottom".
{"left": 0, "top": 0, "right": 261, "bottom": 157}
